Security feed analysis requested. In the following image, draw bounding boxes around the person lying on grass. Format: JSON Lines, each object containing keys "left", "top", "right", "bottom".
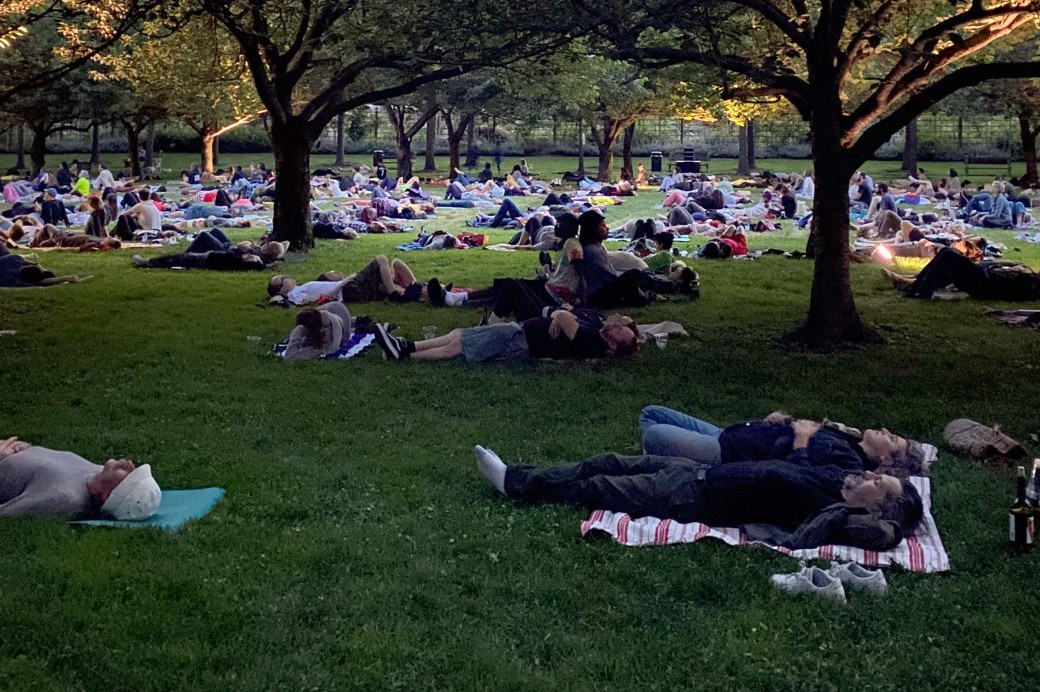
{"left": 881, "top": 246, "right": 1040, "bottom": 301}
{"left": 0, "top": 437, "right": 161, "bottom": 521}
{"left": 473, "top": 444, "right": 924, "bottom": 551}
{"left": 132, "top": 239, "right": 288, "bottom": 271}
{"left": 267, "top": 255, "right": 450, "bottom": 306}
{"left": 282, "top": 302, "right": 352, "bottom": 361}
{"left": 639, "top": 406, "right": 928, "bottom": 478}
{"left": 0, "top": 244, "right": 90, "bottom": 287}
{"left": 372, "top": 310, "right": 639, "bottom": 363}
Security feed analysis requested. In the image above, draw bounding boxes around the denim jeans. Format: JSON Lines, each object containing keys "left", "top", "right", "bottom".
{"left": 639, "top": 405, "right": 723, "bottom": 462}
{"left": 489, "top": 197, "right": 523, "bottom": 227}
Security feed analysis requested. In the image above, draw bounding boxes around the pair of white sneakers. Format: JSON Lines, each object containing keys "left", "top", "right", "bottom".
{"left": 770, "top": 561, "right": 888, "bottom": 603}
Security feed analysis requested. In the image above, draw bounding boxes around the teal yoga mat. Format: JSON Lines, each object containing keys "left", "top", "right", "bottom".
{"left": 73, "top": 488, "right": 225, "bottom": 531}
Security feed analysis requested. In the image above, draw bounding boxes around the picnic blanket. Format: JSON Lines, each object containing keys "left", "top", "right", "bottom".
{"left": 580, "top": 473, "right": 949, "bottom": 573}
{"left": 73, "top": 488, "right": 225, "bottom": 532}
{"left": 984, "top": 308, "right": 1040, "bottom": 329}
{"left": 272, "top": 330, "right": 375, "bottom": 359}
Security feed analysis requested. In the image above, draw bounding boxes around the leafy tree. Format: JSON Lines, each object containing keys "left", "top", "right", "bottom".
{"left": 95, "top": 16, "right": 264, "bottom": 173}
{"left": 194, "top": 0, "right": 571, "bottom": 248}
{"left": 576, "top": 0, "right": 1040, "bottom": 346}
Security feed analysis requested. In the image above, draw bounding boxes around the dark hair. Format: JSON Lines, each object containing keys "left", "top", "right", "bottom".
{"left": 949, "top": 168, "right": 959, "bottom": 178}
{"left": 654, "top": 231, "right": 674, "bottom": 251}
{"left": 876, "top": 182, "right": 888, "bottom": 194}
{"left": 577, "top": 211, "right": 605, "bottom": 245}
{"left": 878, "top": 480, "right": 924, "bottom": 532}
{"left": 140, "top": 189, "right": 151, "bottom": 201}
{"left": 555, "top": 214, "right": 578, "bottom": 239}
{"left": 296, "top": 309, "right": 326, "bottom": 350}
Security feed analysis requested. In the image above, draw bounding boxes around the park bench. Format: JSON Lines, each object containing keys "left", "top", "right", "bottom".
{"left": 672, "top": 151, "right": 711, "bottom": 174}
{"left": 963, "top": 154, "right": 1012, "bottom": 178}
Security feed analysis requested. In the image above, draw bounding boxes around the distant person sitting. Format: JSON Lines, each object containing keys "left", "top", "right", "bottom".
{"left": 0, "top": 436, "right": 161, "bottom": 520}
{"left": 38, "top": 189, "right": 70, "bottom": 227}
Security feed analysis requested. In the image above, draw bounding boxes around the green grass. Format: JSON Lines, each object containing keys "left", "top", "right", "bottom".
{"left": 2, "top": 192, "right": 1040, "bottom": 689}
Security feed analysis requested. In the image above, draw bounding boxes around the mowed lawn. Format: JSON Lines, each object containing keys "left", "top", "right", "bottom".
{"left": 2, "top": 190, "right": 1040, "bottom": 689}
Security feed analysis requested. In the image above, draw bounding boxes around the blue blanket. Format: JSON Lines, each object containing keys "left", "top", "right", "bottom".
{"left": 73, "top": 488, "right": 225, "bottom": 531}
{"left": 272, "top": 331, "right": 375, "bottom": 359}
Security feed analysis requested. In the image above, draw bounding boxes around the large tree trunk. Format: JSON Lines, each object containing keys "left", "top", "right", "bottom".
{"left": 90, "top": 121, "right": 101, "bottom": 168}
{"left": 789, "top": 80, "right": 875, "bottom": 348}
{"left": 591, "top": 116, "right": 625, "bottom": 182}
{"left": 747, "top": 119, "right": 756, "bottom": 169}
{"left": 423, "top": 119, "right": 437, "bottom": 172}
{"left": 737, "top": 123, "right": 751, "bottom": 176}
{"left": 124, "top": 123, "right": 142, "bottom": 177}
{"left": 444, "top": 111, "right": 474, "bottom": 176}
{"left": 15, "top": 123, "right": 26, "bottom": 171}
{"left": 201, "top": 131, "right": 217, "bottom": 174}
{"left": 144, "top": 121, "right": 155, "bottom": 168}
{"left": 396, "top": 135, "right": 414, "bottom": 179}
{"left": 902, "top": 118, "right": 918, "bottom": 174}
{"left": 213, "top": 136, "right": 220, "bottom": 167}
{"left": 622, "top": 122, "right": 635, "bottom": 176}
{"left": 1018, "top": 113, "right": 1039, "bottom": 187}
{"left": 30, "top": 125, "right": 47, "bottom": 175}
{"left": 270, "top": 121, "right": 314, "bottom": 249}
{"left": 465, "top": 117, "right": 478, "bottom": 167}
{"left": 335, "top": 113, "right": 346, "bottom": 167}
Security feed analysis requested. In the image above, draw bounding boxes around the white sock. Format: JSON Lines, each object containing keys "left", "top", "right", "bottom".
{"left": 475, "top": 445, "right": 507, "bottom": 494}
{"left": 487, "top": 313, "right": 505, "bottom": 325}
{"left": 445, "top": 291, "right": 467, "bottom": 307}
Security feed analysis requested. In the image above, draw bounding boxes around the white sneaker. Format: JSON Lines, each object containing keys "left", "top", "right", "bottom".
{"left": 827, "top": 561, "right": 888, "bottom": 595}
{"left": 771, "top": 564, "right": 847, "bottom": 603}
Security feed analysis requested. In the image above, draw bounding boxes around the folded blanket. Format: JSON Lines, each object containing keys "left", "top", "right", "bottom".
{"left": 74, "top": 488, "right": 225, "bottom": 532}
{"left": 273, "top": 330, "right": 375, "bottom": 359}
{"left": 580, "top": 475, "right": 949, "bottom": 573}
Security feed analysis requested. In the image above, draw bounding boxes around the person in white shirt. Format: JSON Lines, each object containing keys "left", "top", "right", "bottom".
{"left": 124, "top": 189, "right": 163, "bottom": 231}
{"left": 93, "top": 164, "right": 116, "bottom": 191}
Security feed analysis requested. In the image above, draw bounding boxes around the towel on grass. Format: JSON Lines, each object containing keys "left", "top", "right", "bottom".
{"left": 74, "top": 488, "right": 225, "bottom": 532}
{"left": 581, "top": 474, "right": 949, "bottom": 573}
{"left": 272, "top": 330, "right": 375, "bottom": 359}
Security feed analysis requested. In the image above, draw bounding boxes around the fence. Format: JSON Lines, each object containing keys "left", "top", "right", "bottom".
{"left": 0, "top": 111, "right": 1022, "bottom": 161}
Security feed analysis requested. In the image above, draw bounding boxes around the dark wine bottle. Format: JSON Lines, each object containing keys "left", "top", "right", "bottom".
{"left": 1010, "top": 465, "right": 1033, "bottom": 550}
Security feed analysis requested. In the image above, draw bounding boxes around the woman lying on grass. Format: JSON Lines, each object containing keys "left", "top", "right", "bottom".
{"left": 371, "top": 310, "right": 639, "bottom": 363}
{"left": 282, "top": 302, "right": 352, "bottom": 361}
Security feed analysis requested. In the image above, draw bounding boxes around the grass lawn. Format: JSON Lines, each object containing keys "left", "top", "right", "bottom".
{"left": 2, "top": 190, "right": 1040, "bottom": 689}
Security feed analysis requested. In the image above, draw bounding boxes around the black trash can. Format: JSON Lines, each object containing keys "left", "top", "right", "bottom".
{"left": 650, "top": 151, "right": 663, "bottom": 173}
{"left": 372, "top": 150, "right": 384, "bottom": 167}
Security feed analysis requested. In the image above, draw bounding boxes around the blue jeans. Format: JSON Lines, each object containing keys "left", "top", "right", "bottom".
{"left": 456, "top": 172, "right": 474, "bottom": 186}
{"left": 489, "top": 197, "right": 523, "bottom": 227}
{"left": 639, "top": 405, "right": 723, "bottom": 462}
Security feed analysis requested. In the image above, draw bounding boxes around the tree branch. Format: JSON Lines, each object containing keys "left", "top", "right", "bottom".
{"left": 849, "top": 62, "right": 1040, "bottom": 160}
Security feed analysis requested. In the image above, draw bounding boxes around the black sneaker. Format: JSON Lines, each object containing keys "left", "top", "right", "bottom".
{"left": 427, "top": 277, "right": 446, "bottom": 307}
{"left": 539, "top": 251, "right": 552, "bottom": 267}
{"left": 374, "top": 322, "right": 404, "bottom": 361}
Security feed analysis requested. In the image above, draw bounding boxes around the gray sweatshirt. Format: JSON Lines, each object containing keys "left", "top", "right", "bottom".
{"left": 0, "top": 447, "right": 100, "bottom": 519}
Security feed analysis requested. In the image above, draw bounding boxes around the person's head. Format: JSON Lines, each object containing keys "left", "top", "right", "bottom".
{"left": 841, "top": 471, "right": 923, "bottom": 531}
{"left": 87, "top": 195, "right": 102, "bottom": 211}
{"left": 654, "top": 231, "right": 674, "bottom": 251}
{"left": 260, "top": 237, "right": 289, "bottom": 259}
{"left": 100, "top": 163, "right": 108, "bottom": 171}
{"left": 577, "top": 209, "right": 607, "bottom": 244}
{"left": 43, "top": 188, "right": 56, "bottom": 200}
{"left": 61, "top": 161, "right": 69, "bottom": 169}
{"left": 483, "top": 162, "right": 491, "bottom": 170}
{"left": 88, "top": 460, "right": 162, "bottom": 520}
{"left": 992, "top": 181, "right": 1005, "bottom": 195}
{"left": 78, "top": 170, "right": 88, "bottom": 179}
{"left": 139, "top": 189, "right": 151, "bottom": 201}
{"left": 702, "top": 239, "right": 732, "bottom": 259}
{"left": 600, "top": 314, "right": 640, "bottom": 357}
{"left": 9, "top": 223, "right": 24, "bottom": 242}
{"left": 876, "top": 182, "right": 889, "bottom": 195}
{"left": 949, "top": 168, "right": 959, "bottom": 178}
{"left": 761, "top": 189, "right": 772, "bottom": 201}
{"left": 268, "top": 274, "right": 296, "bottom": 296}
{"left": 555, "top": 213, "right": 579, "bottom": 240}
{"left": 296, "top": 308, "right": 326, "bottom": 349}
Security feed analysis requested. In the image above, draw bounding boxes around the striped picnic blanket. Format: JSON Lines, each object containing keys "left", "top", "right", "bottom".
{"left": 580, "top": 475, "right": 950, "bottom": 573}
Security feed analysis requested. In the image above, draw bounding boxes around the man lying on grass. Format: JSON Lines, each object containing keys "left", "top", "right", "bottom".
{"left": 0, "top": 437, "right": 161, "bottom": 521}
{"left": 372, "top": 310, "right": 639, "bottom": 363}
{"left": 474, "top": 444, "right": 923, "bottom": 551}
{"left": 882, "top": 246, "right": 1040, "bottom": 301}
{"left": 639, "top": 406, "right": 928, "bottom": 478}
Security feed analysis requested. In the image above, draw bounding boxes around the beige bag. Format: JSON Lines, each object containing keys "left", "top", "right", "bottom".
{"left": 943, "top": 419, "right": 1025, "bottom": 464}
